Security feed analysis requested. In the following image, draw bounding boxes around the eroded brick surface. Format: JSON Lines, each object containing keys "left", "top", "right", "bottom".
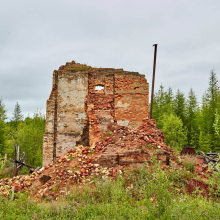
{"left": 43, "top": 61, "right": 149, "bottom": 166}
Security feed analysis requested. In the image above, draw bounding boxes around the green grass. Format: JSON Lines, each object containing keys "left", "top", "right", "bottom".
{"left": 0, "top": 162, "right": 220, "bottom": 219}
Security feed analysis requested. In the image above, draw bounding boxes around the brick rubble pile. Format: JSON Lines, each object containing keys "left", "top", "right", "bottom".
{"left": 0, "top": 119, "right": 171, "bottom": 199}
{"left": 0, "top": 119, "right": 216, "bottom": 199}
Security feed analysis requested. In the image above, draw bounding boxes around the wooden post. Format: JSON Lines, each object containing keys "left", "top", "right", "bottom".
{"left": 11, "top": 186, "right": 15, "bottom": 201}
{"left": 13, "top": 144, "right": 20, "bottom": 177}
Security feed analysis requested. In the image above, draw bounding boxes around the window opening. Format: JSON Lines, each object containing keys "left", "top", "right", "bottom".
{"left": 95, "top": 85, "right": 104, "bottom": 91}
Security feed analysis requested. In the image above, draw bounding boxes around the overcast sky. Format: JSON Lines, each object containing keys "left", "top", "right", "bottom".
{"left": 1, "top": 0, "right": 220, "bottom": 119}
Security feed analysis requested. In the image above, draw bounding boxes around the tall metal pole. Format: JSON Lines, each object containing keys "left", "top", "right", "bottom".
{"left": 150, "top": 44, "right": 158, "bottom": 119}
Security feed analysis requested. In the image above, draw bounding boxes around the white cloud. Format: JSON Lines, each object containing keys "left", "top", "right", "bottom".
{"left": 0, "top": 0, "right": 220, "bottom": 118}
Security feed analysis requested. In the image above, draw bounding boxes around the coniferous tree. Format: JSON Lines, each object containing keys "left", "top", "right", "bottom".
{"left": 174, "top": 89, "right": 186, "bottom": 125}
{"left": 185, "top": 88, "right": 199, "bottom": 148}
{"left": 152, "top": 85, "right": 174, "bottom": 128}
{"left": 152, "top": 84, "right": 167, "bottom": 122}
{"left": 11, "top": 102, "right": 23, "bottom": 129}
{"left": 199, "top": 70, "right": 220, "bottom": 151}
{"left": 213, "top": 109, "right": 220, "bottom": 139}
{"left": 165, "top": 87, "right": 174, "bottom": 114}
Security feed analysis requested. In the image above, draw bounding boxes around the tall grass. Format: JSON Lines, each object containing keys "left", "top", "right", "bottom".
{"left": 0, "top": 162, "right": 220, "bottom": 219}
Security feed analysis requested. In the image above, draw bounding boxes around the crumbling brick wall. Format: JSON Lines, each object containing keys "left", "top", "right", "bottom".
{"left": 43, "top": 61, "right": 149, "bottom": 166}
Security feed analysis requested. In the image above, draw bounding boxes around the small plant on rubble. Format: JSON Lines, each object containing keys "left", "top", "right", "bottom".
{"left": 52, "top": 186, "right": 59, "bottom": 193}
{"left": 183, "top": 156, "right": 196, "bottom": 172}
{"left": 106, "top": 131, "right": 112, "bottom": 137}
{"left": 68, "top": 155, "right": 73, "bottom": 160}
{"left": 176, "top": 156, "right": 182, "bottom": 165}
{"left": 147, "top": 143, "right": 152, "bottom": 149}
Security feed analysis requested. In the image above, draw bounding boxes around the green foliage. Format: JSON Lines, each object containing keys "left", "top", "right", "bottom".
{"left": 185, "top": 88, "right": 199, "bottom": 148}
{"left": 199, "top": 70, "right": 220, "bottom": 151}
{"left": 159, "top": 113, "right": 187, "bottom": 151}
{"left": 11, "top": 102, "right": 23, "bottom": 129}
{"left": 183, "top": 156, "right": 196, "bottom": 172}
{"left": 0, "top": 163, "right": 220, "bottom": 219}
{"left": 199, "top": 131, "right": 212, "bottom": 153}
{"left": 152, "top": 85, "right": 174, "bottom": 128}
{"left": 213, "top": 109, "right": 220, "bottom": 138}
{"left": 5, "top": 110, "right": 45, "bottom": 167}
{"left": 16, "top": 111, "right": 45, "bottom": 166}
{"left": 0, "top": 155, "right": 14, "bottom": 179}
{"left": 174, "top": 89, "right": 186, "bottom": 125}
{"left": 0, "top": 98, "right": 7, "bottom": 155}
{"left": 151, "top": 69, "right": 220, "bottom": 153}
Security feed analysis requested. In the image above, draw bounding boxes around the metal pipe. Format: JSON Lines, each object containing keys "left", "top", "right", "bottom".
{"left": 150, "top": 44, "right": 158, "bottom": 119}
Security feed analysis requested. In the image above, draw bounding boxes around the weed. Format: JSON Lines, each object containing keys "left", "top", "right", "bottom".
{"left": 183, "top": 156, "right": 196, "bottom": 172}
{"left": 106, "top": 131, "right": 112, "bottom": 137}
{"left": 52, "top": 186, "right": 59, "bottom": 193}
{"left": 68, "top": 155, "right": 73, "bottom": 160}
{"left": 0, "top": 161, "right": 220, "bottom": 219}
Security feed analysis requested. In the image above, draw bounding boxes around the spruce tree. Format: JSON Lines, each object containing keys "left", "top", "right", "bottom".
{"left": 165, "top": 87, "right": 174, "bottom": 114}
{"left": 199, "top": 70, "right": 220, "bottom": 151}
{"left": 185, "top": 88, "right": 199, "bottom": 148}
{"left": 152, "top": 85, "right": 174, "bottom": 128}
{"left": 11, "top": 102, "right": 23, "bottom": 128}
{"left": 174, "top": 89, "right": 186, "bottom": 125}
{"left": 152, "top": 84, "right": 166, "bottom": 122}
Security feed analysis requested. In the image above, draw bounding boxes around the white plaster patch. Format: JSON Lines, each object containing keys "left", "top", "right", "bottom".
{"left": 116, "top": 101, "right": 130, "bottom": 108}
{"left": 75, "top": 112, "right": 86, "bottom": 120}
{"left": 117, "top": 120, "right": 130, "bottom": 127}
{"left": 57, "top": 75, "right": 88, "bottom": 133}
{"left": 58, "top": 77, "right": 88, "bottom": 107}
{"left": 46, "top": 122, "right": 54, "bottom": 133}
{"left": 49, "top": 115, "right": 53, "bottom": 121}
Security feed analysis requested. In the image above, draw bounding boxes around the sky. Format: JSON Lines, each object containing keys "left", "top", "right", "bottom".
{"left": 0, "top": 0, "right": 220, "bottom": 119}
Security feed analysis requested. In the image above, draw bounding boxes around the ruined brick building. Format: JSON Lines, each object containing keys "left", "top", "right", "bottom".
{"left": 43, "top": 61, "right": 149, "bottom": 166}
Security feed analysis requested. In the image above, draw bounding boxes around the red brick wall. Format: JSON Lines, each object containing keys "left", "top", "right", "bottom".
{"left": 43, "top": 62, "right": 149, "bottom": 166}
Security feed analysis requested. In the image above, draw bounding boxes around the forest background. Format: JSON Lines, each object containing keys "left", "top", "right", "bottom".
{"left": 0, "top": 70, "right": 220, "bottom": 167}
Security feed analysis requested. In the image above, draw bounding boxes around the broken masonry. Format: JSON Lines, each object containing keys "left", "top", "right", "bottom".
{"left": 43, "top": 61, "right": 150, "bottom": 166}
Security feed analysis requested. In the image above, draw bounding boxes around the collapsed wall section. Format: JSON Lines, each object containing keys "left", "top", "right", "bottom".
{"left": 43, "top": 61, "right": 149, "bottom": 166}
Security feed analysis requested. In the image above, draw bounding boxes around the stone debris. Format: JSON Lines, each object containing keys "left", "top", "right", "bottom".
{"left": 0, "top": 118, "right": 172, "bottom": 200}
{"left": 0, "top": 145, "right": 124, "bottom": 199}
{"left": 0, "top": 118, "right": 217, "bottom": 199}
{"left": 187, "top": 178, "right": 217, "bottom": 197}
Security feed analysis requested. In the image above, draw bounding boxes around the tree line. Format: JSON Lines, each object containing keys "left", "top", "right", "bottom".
{"left": 152, "top": 69, "right": 220, "bottom": 152}
{"left": 0, "top": 101, "right": 45, "bottom": 167}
